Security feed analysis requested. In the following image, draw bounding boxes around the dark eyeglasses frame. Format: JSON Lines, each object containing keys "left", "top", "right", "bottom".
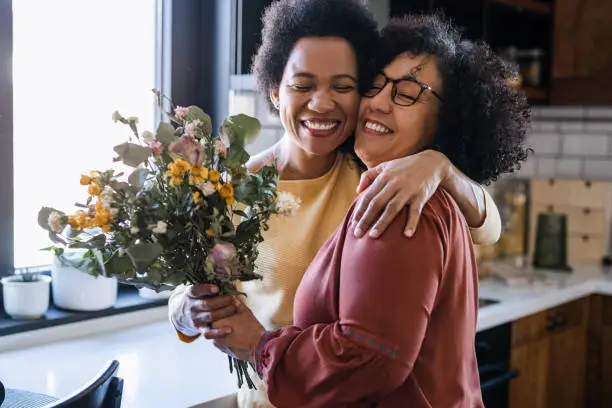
{"left": 364, "top": 72, "right": 444, "bottom": 106}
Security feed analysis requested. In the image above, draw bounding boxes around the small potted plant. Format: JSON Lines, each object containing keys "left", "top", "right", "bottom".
{"left": 1, "top": 267, "right": 51, "bottom": 319}
{"left": 38, "top": 208, "right": 118, "bottom": 312}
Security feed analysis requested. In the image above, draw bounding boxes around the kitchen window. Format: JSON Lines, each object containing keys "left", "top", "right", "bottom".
{"left": 11, "top": 0, "right": 158, "bottom": 269}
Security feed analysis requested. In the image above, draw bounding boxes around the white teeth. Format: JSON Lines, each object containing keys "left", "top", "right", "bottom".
{"left": 304, "top": 120, "right": 337, "bottom": 131}
{"left": 365, "top": 121, "right": 391, "bottom": 134}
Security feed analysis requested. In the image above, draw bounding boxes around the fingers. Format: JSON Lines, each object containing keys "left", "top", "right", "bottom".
{"left": 187, "top": 284, "right": 219, "bottom": 298}
{"left": 368, "top": 196, "right": 404, "bottom": 239}
{"left": 353, "top": 179, "right": 397, "bottom": 238}
{"left": 190, "top": 294, "right": 235, "bottom": 312}
{"left": 192, "top": 303, "right": 238, "bottom": 327}
{"left": 403, "top": 196, "right": 426, "bottom": 238}
{"left": 203, "top": 327, "right": 232, "bottom": 340}
{"left": 356, "top": 165, "right": 383, "bottom": 194}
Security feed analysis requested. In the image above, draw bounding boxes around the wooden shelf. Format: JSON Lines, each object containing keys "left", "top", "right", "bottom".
{"left": 491, "top": 0, "right": 552, "bottom": 15}
{"left": 524, "top": 86, "right": 548, "bottom": 101}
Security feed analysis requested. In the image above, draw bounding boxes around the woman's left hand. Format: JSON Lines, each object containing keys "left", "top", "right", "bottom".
{"left": 352, "top": 150, "right": 451, "bottom": 239}
{"left": 210, "top": 300, "right": 266, "bottom": 363}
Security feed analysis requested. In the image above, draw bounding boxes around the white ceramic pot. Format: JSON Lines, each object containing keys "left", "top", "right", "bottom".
{"left": 51, "top": 255, "right": 118, "bottom": 311}
{"left": 1, "top": 275, "right": 51, "bottom": 319}
{"left": 138, "top": 287, "right": 172, "bottom": 300}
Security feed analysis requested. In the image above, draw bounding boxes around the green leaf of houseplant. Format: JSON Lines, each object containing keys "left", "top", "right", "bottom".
{"left": 126, "top": 242, "right": 163, "bottom": 271}
{"left": 105, "top": 253, "right": 134, "bottom": 276}
{"left": 69, "top": 233, "right": 107, "bottom": 249}
{"left": 113, "top": 143, "right": 152, "bottom": 167}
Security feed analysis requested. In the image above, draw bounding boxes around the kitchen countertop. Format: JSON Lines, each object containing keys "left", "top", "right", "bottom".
{"left": 477, "top": 260, "right": 612, "bottom": 332}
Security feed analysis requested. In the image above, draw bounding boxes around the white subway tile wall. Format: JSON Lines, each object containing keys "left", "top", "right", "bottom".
{"left": 229, "top": 89, "right": 612, "bottom": 181}
{"left": 527, "top": 106, "right": 612, "bottom": 180}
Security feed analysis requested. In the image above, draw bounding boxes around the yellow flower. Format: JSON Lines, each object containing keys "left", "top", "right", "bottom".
{"left": 167, "top": 158, "right": 191, "bottom": 177}
{"left": 94, "top": 208, "right": 111, "bottom": 227}
{"left": 205, "top": 228, "right": 215, "bottom": 237}
{"left": 168, "top": 176, "right": 183, "bottom": 187}
{"left": 218, "top": 183, "right": 234, "bottom": 199}
{"left": 88, "top": 184, "right": 101, "bottom": 196}
{"left": 189, "top": 165, "right": 208, "bottom": 185}
{"left": 208, "top": 170, "right": 220, "bottom": 184}
{"left": 225, "top": 196, "right": 236, "bottom": 206}
{"left": 80, "top": 175, "right": 92, "bottom": 185}
{"left": 101, "top": 225, "right": 111, "bottom": 233}
{"left": 193, "top": 191, "right": 202, "bottom": 204}
{"left": 68, "top": 216, "right": 80, "bottom": 230}
{"left": 95, "top": 201, "right": 104, "bottom": 213}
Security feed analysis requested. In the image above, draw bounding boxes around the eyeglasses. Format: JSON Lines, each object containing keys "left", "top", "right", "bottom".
{"left": 363, "top": 72, "right": 443, "bottom": 106}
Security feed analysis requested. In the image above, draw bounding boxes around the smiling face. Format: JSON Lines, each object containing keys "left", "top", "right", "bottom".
{"left": 355, "top": 53, "right": 443, "bottom": 168}
{"left": 270, "top": 37, "right": 360, "bottom": 157}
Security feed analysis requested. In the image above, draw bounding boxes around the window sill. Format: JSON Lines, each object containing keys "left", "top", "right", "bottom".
{"left": 0, "top": 284, "right": 168, "bottom": 338}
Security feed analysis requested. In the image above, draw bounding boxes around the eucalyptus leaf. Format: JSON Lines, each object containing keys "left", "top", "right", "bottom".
{"left": 128, "top": 168, "right": 149, "bottom": 189}
{"left": 69, "top": 233, "right": 107, "bottom": 249}
{"left": 188, "top": 106, "right": 213, "bottom": 137}
{"left": 227, "top": 114, "right": 261, "bottom": 144}
{"left": 226, "top": 144, "right": 250, "bottom": 167}
{"left": 109, "top": 180, "right": 132, "bottom": 194}
{"left": 126, "top": 242, "right": 163, "bottom": 271}
{"left": 156, "top": 122, "right": 177, "bottom": 145}
{"left": 113, "top": 143, "right": 152, "bottom": 167}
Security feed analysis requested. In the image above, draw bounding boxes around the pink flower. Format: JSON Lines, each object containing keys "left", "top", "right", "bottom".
{"left": 210, "top": 242, "right": 240, "bottom": 277}
{"left": 151, "top": 141, "right": 163, "bottom": 156}
{"left": 184, "top": 119, "right": 202, "bottom": 138}
{"left": 168, "top": 135, "right": 204, "bottom": 166}
{"left": 174, "top": 106, "right": 190, "bottom": 120}
{"left": 215, "top": 140, "right": 227, "bottom": 158}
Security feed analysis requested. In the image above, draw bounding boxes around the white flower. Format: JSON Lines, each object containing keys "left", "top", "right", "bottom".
{"left": 184, "top": 119, "right": 202, "bottom": 138}
{"left": 131, "top": 226, "right": 140, "bottom": 234}
{"left": 112, "top": 111, "right": 122, "bottom": 123}
{"left": 118, "top": 248, "right": 127, "bottom": 257}
{"left": 141, "top": 130, "right": 154, "bottom": 145}
{"left": 215, "top": 140, "right": 227, "bottom": 157}
{"left": 174, "top": 106, "right": 190, "bottom": 120}
{"left": 152, "top": 221, "right": 168, "bottom": 234}
{"left": 48, "top": 211, "right": 64, "bottom": 233}
{"left": 197, "top": 181, "right": 217, "bottom": 197}
{"left": 275, "top": 192, "right": 301, "bottom": 217}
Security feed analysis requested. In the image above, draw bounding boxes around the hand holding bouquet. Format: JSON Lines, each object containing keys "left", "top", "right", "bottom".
{"left": 38, "top": 90, "right": 299, "bottom": 388}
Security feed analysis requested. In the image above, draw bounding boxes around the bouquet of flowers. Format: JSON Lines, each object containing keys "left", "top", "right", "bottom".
{"left": 37, "top": 90, "right": 299, "bottom": 388}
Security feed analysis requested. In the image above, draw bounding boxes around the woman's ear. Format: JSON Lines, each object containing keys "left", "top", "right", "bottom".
{"left": 269, "top": 88, "right": 280, "bottom": 110}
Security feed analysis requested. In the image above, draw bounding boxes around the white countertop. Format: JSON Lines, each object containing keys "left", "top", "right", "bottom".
{"left": 477, "top": 260, "right": 612, "bottom": 332}
{"left": 1, "top": 261, "right": 611, "bottom": 407}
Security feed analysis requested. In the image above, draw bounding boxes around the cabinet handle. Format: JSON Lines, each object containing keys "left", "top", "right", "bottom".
{"left": 546, "top": 315, "right": 557, "bottom": 332}
{"left": 585, "top": 180, "right": 592, "bottom": 188}
{"left": 548, "top": 179, "right": 555, "bottom": 186}
{"left": 583, "top": 207, "right": 591, "bottom": 215}
{"left": 547, "top": 205, "right": 555, "bottom": 212}
{"left": 554, "top": 312, "right": 568, "bottom": 328}
{"left": 583, "top": 234, "right": 590, "bottom": 242}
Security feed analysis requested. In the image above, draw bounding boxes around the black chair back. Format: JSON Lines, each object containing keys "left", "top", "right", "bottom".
{"left": 45, "top": 360, "right": 123, "bottom": 408}
{"left": 0, "top": 378, "right": 5, "bottom": 406}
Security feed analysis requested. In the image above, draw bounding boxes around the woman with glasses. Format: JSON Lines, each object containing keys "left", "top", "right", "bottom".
{"left": 207, "top": 13, "right": 529, "bottom": 407}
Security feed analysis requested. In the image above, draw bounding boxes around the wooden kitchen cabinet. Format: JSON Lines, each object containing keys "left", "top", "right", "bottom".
{"left": 551, "top": 0, "right": 612, "bottom": 104}
{"left": 509, "top": 298, "right": 588, "bottom": 408}
{"left": 585, "top": 295, "right": 612, "bottom": 408}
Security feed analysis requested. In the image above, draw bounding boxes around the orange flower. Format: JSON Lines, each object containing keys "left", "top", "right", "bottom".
{"left": 218, "top": 183, "right": 234, "bottom": 199}
{"left": 208, "top": 170, "right": 220, "bottom": 184}
{"left": 193, "top": 191, "right": 202, "bottom": 204}
{"left": 80, "top": 175, "right": 92, "bottom": 185}
{"left": 225, "top": 196, "right": 236, "bottom": 206}
{"left": 205, "top": 228, "right": 215, "bottom": 237}
{"left": 189, "top": 165, "right": 208, "bottom": 185}
{"left": 68, "top": 216, "right": 80, "bottom": 230}
{"left": 101, "top": 225, "right": 111, "bottom": 233}
{"left": 88, "top": 184, "right": 101, "bottom": 196}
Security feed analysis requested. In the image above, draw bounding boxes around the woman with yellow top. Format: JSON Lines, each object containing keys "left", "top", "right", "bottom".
{"left": 169, "top": 0, "right": 502, "bottom": 406}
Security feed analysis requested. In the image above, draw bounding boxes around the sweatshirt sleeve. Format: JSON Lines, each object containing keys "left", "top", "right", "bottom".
{"left": 254, "top": 204, "right": 448, "bottom": 407}
{"left": 469, "top": 186, "right": 501, "bottom": 246}
{"left": 168, "top": 284, "right": 201, "bottom": 342}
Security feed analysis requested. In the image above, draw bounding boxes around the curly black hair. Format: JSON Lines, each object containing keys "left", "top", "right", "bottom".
{"left": 380, "top": 14, "right": 531, "bottom": 184}
{"left": 252, "top": 0, "right": 381, "bottom": 113}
